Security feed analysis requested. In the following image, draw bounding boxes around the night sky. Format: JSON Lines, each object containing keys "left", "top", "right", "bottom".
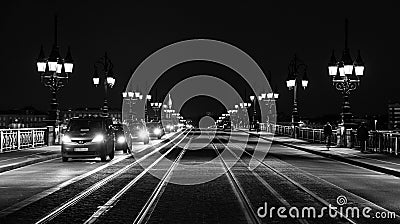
{"left": 1, "top": 1, "right": 399, "bottom": 121}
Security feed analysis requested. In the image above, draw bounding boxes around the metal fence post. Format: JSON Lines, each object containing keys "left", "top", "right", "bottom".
{"left": 32, "top": 129, "right": 35, "bottom": 148}
{"left": 0, "top": 130, "right": 3, "bottom": 153}
{"left": 17, "top": 129, "right": 21, "bottom": 150}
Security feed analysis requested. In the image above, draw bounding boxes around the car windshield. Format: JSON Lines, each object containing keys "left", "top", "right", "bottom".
{"left": 113, "top": 124, "right": 124, "bottom": 131}
{"left": 130, "top": 122, "right": 144, "bottom": 129}
{"left": 68, "top": 120, "right": 103, "bottom": 132}
{"left": 146, "top": 122, "right": 161, "bottom": 128}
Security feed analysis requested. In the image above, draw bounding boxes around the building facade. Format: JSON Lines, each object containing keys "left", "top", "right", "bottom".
{"left": 0, "top": 108, "right": 47, "bottom": 128}
{"left": 389, "top": 102, "right": 400, "bottom": 130}
{"left": 61, "top": 108, "right": 122, "bottom": 124}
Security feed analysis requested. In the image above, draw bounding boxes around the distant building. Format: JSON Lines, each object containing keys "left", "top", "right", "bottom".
{"left": 0, "top": 107, "right": 47, "bottom": 128}
{"left": 388, "top": 102, "right": 400, "bottom": 130}
{"left": 61, "top": 108, "right": 122, "bottom": 124}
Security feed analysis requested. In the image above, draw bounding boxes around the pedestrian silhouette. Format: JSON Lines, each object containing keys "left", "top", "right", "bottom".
{"left": 357, "top": 122, "right": 369, "bottom": 153}
{"left": 323, "top": 122, "right": 333, "bottom": 150}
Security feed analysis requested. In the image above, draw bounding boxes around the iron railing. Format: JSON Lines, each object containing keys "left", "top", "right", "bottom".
{"left": 0, "top": 128, "right": 46, "bottom": 153}
{"left": 270, "top": 124, "right": 400, "bottom": 155}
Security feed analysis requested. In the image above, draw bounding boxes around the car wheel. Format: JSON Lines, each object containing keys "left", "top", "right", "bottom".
{"left": 158, "top": 136, "right": 161, "bottom": 139}
{"left": 62, "top": 157, "right": 68, "bottom": 162}
{"left": 100, "top": 154, "right": 107, "bottom": 162}
{"left": 123, "top": 148, "right": 127, "bottom": 153}
{"left": 144, "top": 137, "right": 149, "bottom": 144}
{"left": 109, "top": 149, "right": 115, "bottom": 160}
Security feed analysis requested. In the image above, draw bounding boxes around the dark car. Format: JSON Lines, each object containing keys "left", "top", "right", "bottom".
{"left": 113, "top": 123, "right": 130, "bottom": 153}
{"left": 146, "top": 122, "right": 165, "bottom": 139}
{"left": 61, "top": 116, "right": 115, "bottom": 162}
{"left": 128, "top": 120, "right": 150, "bottom": 144}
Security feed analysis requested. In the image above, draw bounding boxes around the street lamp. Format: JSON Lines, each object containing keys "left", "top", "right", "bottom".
{"left": 286, "top": 54, "right": 308, "bottom": 130}
{"left": 249, "top": 95, "right": 257, "bottom": 130}
{"left": 36, "top": 15, "right": 74, "bottom": 127}
{"left": 327, "top": 19, "right": 364, "bottom": 128}
{"left": 260, "top": 90, "right": 279, "bottom": 133}
{"left": 93, "top": 52, "right": 116, "bottom": 116}
{"left": 150, "top": 102, "right": 162, "bottom": 121}
{"left": 239, "top": 102, "right": 251, "bottom": 129}
{"left": 122, "top": 91, "right": 142, "bottom": 123}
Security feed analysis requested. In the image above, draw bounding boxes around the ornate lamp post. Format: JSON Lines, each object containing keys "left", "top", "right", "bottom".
{"left": 327, "top": 19, "right": 365, "bottom": 128}
{"left": 150, "top": 102, "right": 162, "bottom": 121}
{"left": 249, "top": 95, "right": 257, "bottom": 130}
{"left": 259, "top": 89, "right": 279, "bottom": 133}
{"left": 122, "top": 91, "right": 143, "bottom": 123}
{"left": 239, "top": 102, "right": 251, "bottom": 129}
{"left": 93, "top": 52, "right": 116, "bottom": 116}
{"left": 286, "top": 54, "right": 309, "bottom": 137}
{"left": 36, "top": 15, "right": 74, "bottom": 127}
{"left": 228, "top": 108, "right": 238, "bottom": 129}
{"left": 145, "top": 94, "right": 152, "bottom": 122}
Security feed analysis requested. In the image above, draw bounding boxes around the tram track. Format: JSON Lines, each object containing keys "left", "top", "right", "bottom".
{"left": 217, "top": 134, "right": 400, "bottom": 223}
{"left": 0, "top": 130, "right": 189, "bottom": 224}
{"left": 34, "top": 130, "right": 191, "bottom": 224}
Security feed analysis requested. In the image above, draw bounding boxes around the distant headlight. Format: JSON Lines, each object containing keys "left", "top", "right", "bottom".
{"left": 166, "top": 125, "right": 172, "bottom": 130}
{"left": 91, "top": 134, "right": 104, "bottom": 143}
{"left": 117, "top": 136, "right": 126, "bottom": 144}
{"left": 138, "top": 130, "right": 148, "bottom": 139}
{"left": 62, "top": 135, "right": 71, "bottom": 143}
{"left": 153, "top": 128, "right": 161, "bottom": 135}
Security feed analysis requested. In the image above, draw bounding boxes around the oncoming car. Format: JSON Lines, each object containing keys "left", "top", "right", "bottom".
{"left": 146, "top": 122, "right": 165, "bottom": 139}
{"left": 129, "top": 120, "right": 150, "bottom": 144}
{"left": 113, "top": 123, "right": 130, "bottom": 153}
{"left": 61, "top": 116, "right": 115, "bottom": 162}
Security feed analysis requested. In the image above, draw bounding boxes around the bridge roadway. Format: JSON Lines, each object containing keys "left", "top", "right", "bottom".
{"left": 0, "top": 129, "right": 399, "bottom": 223}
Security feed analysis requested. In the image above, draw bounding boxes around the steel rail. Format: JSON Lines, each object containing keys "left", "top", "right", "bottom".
{"left": 211, "top": 141, "right": 262, "bottom": 224}
{"left": 35, "top": 130, "right": 189, "bottom": 224}
{"left": 83, "top": 131, "right": 191, "bottom": 224}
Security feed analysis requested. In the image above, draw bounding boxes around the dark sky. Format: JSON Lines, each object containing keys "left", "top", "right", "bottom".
{"left": 1, "top": 1, "right": 399, "bottom": 120}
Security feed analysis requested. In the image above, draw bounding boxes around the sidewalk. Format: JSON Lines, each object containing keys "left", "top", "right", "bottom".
{"left": 0, "top": 146, "right": 61, "bottom": 173}
{"left": 245, "top": 130, "right": 400, "bottom": 177}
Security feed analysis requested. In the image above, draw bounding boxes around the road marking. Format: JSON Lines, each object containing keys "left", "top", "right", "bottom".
{"left": 211, "top": 142, "right": 261, "bottom": 224}
{"left": 0, "top": 131, "right": 186, "bottom": 218}
{"left": 84, "top": 131, "right": 191, "bottom": 224}
{"left": 34, "top": 130, "right": 188, "bottom": 224}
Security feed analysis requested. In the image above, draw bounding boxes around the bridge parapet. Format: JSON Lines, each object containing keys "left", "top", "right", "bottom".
{"left": 0, "top": 128, "right": 47, "bottom": 153}
{"left": 271, "top": 124, "right": 400, "bottom": 155}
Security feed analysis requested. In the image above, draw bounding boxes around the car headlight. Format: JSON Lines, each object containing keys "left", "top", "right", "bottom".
{"left": 138, "top": 130, "right": 148, "bottom": 139}
{"left": 91, "top": 134, "right": 104, "bottom": 143}
{"left": 153, "top": 128, "right": 161, "bottom": 135}
{"left": 117, "top": 136, "right": 126, "bottom": 144}
{"left": 166, "top": 125, "right": 172, "bottom": 130}
{"left": 62, "top": 135, "right": 71, "bottom": 143}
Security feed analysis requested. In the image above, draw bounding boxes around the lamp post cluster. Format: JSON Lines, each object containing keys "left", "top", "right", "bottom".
{"left": 327, "top": 19, "right": 364, "bottom": 127}
{"left": 36, "top": 15, "right": 74, "bottom": 126}
{"left": 150, "top": 102, "right": 162, "bottom": 121}
{"left": 249, "top": 95, "right": 257, "bottom": 130}
{"left": 286, "top": 54, "right": 309, "bottom": 129}
{"left": 259, "top": 89, "right": 279, "bottom": 133}
{"left": 122, "top": 91, "right": 148, "bottom": 123}
{"left": 93, "top": 52, "right": 116, "bottom": 116}
{"left": 228, "top": 108, "right": 238, "bottom": 129}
